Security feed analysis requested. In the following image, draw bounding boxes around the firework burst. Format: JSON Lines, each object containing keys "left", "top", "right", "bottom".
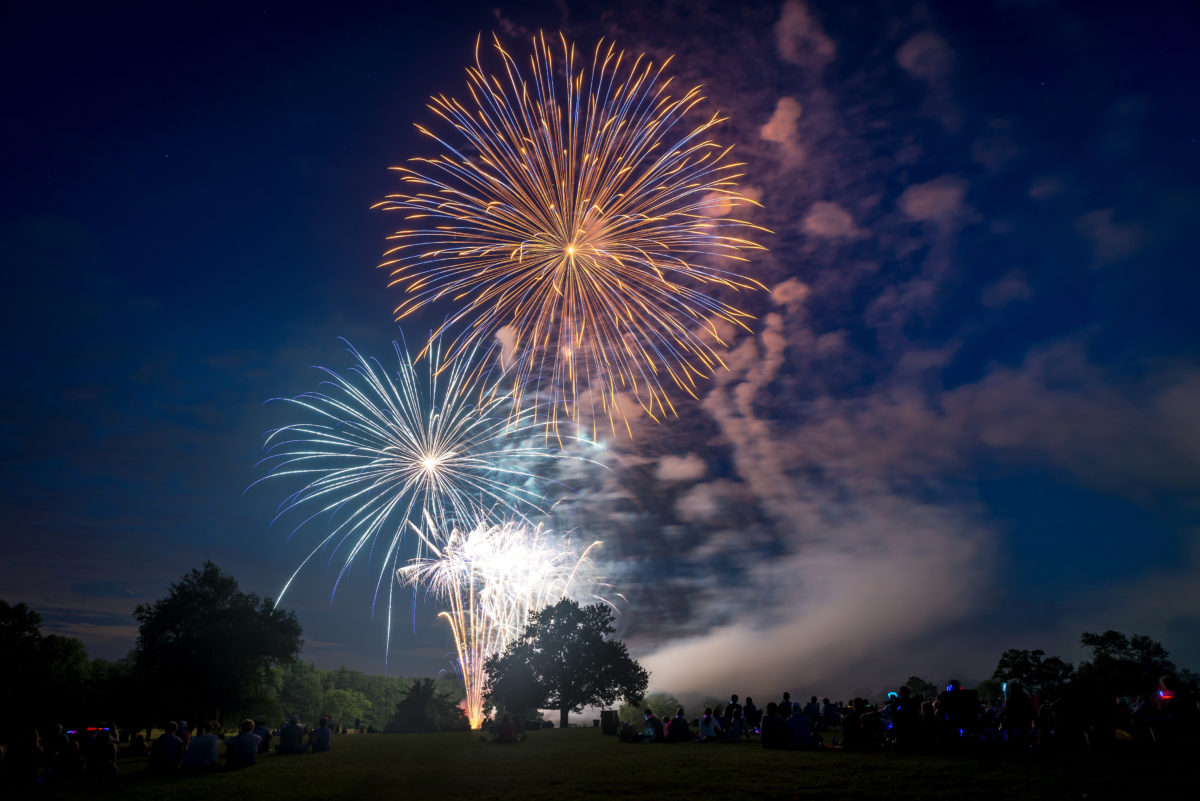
{"left": 255, "top": 338, "right": 569, "bottom": 656}
{"left": 397, "top": 517, "right": 603, "bottom": 728}
{"left": 375, "top": 32, "right": 767, "bottom": 437}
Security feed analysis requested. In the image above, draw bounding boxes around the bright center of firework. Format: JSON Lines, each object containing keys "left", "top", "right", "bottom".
{"left": 420, "top": 453, "right": 445, "bottom": 472}
{"left": 565, "top": 243, "right": 576, "bottom": 257}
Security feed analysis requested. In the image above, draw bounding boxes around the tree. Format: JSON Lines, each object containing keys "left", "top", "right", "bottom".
{"left": 991, "top": 648, "right": 1075, "bottom": 700}
{"left": 484, "top": 599, "right": 648, "bottom": 728}
{"left": 618, "top": 690, "right": 680, "bottom": 725}
{"left": 1076, "top": 630, "right": 1176, "bottom": 697}
{"left": 903, "top": 676, "right": 939, "bottom": 699}
{"left": 133, "top": 562, "right": 302, "bottom": 722}
{"left": 322, "top": 688, "right": 371, "bottom": 730}
{"left": 278, "top": 660, "right": 325, "bottom": 724}
{"left": 386, "top": 678, "right": 468, "bottom": 732}
{"left": 0, "top": 600, "right": 93, "bottom": 734}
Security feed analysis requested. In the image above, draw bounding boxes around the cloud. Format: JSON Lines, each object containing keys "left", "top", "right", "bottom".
{"left": 774, "top": 0, "right": 836, "bottom": 68}
{"left": 895, "top": 31, "right": 959, "bottom": 131}
{"left": 971, "top": 118, "right": 1022, "bottom": 172}
{"left": 981, "top": 271, "right": 1033, "bottom": 308}
{"left": 896, "top": 31, "right": 954, "bottom": 82}
{"left": 802, "top": 201, "right": 863, "bottom": 239}
{"left": 898, "top": 174, "right": 969, "bottom": 225}
{"left": 656, "top": 453, "right": 706, "bottom": 483}
{"left": 760, "top": 97, "right": 805, "bottom": 167}
{"left": 699, "top": 186, "right": 763, "bottom": 218}
{"left": 1028, "top": 176, "right": 1064, "bottom": 199}
{"left": 1076, "top": 208, "right": 1143, "bottom": 266}
{"left": 771, "top": 277, "right": 811, "bottom": 309}
{"left": 494, "top": 325, "right": 518, "bottom": 369}
{"left": 641, "top": 496, "right": 993, "bottom": 696}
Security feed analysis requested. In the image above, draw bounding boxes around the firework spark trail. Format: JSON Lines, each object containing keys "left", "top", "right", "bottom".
{"left": 397, "top": 517, "right": 604, "bottom": 728}
{"left": 254, "top": 337, "right": 575, "bottom": 659}
{"left": 375, "top": 32, "right": 768, "bottom": 438}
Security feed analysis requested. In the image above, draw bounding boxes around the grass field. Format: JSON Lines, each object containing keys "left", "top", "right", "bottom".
{"left": 33, "top": 728, "right": 1191, "bottom": 801}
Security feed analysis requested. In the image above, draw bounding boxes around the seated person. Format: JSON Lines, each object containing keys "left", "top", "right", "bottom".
{"left": 666, "top": 708, "right": 691, "bottom": 742}
{"left": 760, "top": 703, "right": 788, "bottom": 750}
{"left": 123, "top": 733, "right": 149, "bottom": 758}
{"left": 698, "top": 708, "right": 723, "bottom": 742}
{"left": 309, "top": 719, "right": 332, "bottom": 753}
{"left": 148, "top": 722, "right": 184, "bottom": 773}
{"left": 252, "top": 716, "right": 272, "bottom": 754}
{"left": 786, "top": 703, "right": 818, "bottom": 749}
{"left": 180, "top": 721, "right": 221, "bottom": 771}
{"left": 276, "top": 715, "right": 308, "bottom": 754}
{"left": 86, "top": 729, "right": 119, "bottom": 777}
{"left": 642, "top": 710, "right": 665, "bottom": 743}
{"left": 483, "top": 712, "right": 523, "bottom": 743}
{"left": 496, "top": 712, "right": 519, "bottom": 743}
{"left": 224, "top": 719, "right": 262, "bottom": 769}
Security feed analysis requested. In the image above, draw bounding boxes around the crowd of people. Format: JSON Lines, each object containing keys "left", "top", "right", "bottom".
{"left": 0, "top": 713, "right": 341, "bottom": 786}
{"left": 622, "top": 674, "right": 1199, "bottom": 752}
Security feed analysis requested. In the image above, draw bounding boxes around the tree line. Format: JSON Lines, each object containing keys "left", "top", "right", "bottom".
{"left": 0, "top": 562, "right": 467, "bottom": 741}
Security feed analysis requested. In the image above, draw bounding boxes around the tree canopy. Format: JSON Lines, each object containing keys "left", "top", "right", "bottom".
{"left": 133, "top": 561, "right": 302, "bottom": 722}
{"left": 0, "top": 600, "right": 92, "bottom": 734}
{"left": 484, "top": 599, "right": 648, "bottom": 728}
{"left": 991, "top": 648, "right": 1076, "bottom": 700}
{"left": 1076, "top": 629, "right": 1177, "bottom": 697}
{"left": 386, "top": 678, "right": 468, "bottom": 732}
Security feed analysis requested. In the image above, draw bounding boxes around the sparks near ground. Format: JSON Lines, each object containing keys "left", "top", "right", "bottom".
{"left": 398, "top": 518, "right": 604, "bottom": 727}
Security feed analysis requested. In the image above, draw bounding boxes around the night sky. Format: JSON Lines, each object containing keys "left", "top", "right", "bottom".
{"left": 4, "top": 0, "right": 1199, "bottom": 700}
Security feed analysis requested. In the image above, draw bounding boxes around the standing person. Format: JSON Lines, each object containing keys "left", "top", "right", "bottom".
{"left": 743, "top": 697, "right": 760, "bottom": 735}
{"left": 779, "top": 692, "right": 791, "bottom": 715}
{"left": 821, "top": 698, "right": 841, "bottom": 732}
{"left": 804, "top": 697, "right": 821, "bottom": 727}
{"left": 726, "top": 695, "right": 743, "bottom": 727}
{"left": 225, "top": 720, "right": 262, "bottom": 769}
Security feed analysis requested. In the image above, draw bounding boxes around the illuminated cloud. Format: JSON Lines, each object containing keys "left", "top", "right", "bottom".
{"left": 981, "top": 271, "right": 1033, "bottom": 308}
{"left": 760, "top": 97, "right": 805, "bottom": 167}
{"left": 774, "top": 0, "right": 836, "bottom": 68}
{"left": 656, "top": 453, "right": 707, "bottom": 482}
{"left": 898, "top": 175, "right": 969, "bottom": 225}
{"left": 896, "top": 31, "right": 954, "bottom": 82}
{"left": 802, "top": 201, "right": 863, "bottom": 238}
{"left": 1076, "top": 208, "right": 1143, "bottom": 266}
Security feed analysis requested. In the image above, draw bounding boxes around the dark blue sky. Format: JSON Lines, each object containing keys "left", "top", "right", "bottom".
{"left": 3, "top": 0, "right": 1199, "bottom": 698}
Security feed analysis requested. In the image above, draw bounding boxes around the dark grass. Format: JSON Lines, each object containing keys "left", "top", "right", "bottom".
{"left": 31, "top": 728, "right": 1192, "bottom": 800}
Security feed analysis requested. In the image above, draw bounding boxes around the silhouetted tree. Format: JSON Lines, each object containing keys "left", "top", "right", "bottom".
{"left": 992, "top": 648, "right": 1075, "bottom": 700}
{"left": 0, "top": 600, "right": 92, "bottom": 736}
{"left": 1076, "top": 630, "right": 1175, "bottom": 697}
{"left": 485, "top": 599, "right": 648, "bottom": 728}
{"left": 386, "top": 678, "right": 467, "bottom": 732}
{"left": 904, "top": 676, "right": 939, "bottom": 699}
{"left": 133, "top": 562, "right": 302, "bottom": 722}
